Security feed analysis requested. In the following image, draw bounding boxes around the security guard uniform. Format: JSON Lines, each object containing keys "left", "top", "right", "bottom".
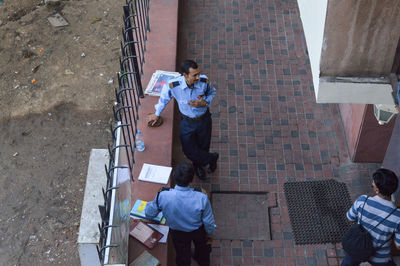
{"left": 145, "top": 185, "right": 216, "bottom": 266}
{"left": 154, "top": 75, "right": 216, "bottom": 173}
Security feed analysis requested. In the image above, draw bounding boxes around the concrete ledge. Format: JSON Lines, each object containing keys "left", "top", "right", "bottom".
{"left": 125, "top": 0, "right": 179, "bottom": 264}
{"left": 318, "top": 76, "right": 394, "bottom": 104}
{"left": 78, "top": 149, "right": 109, "bottom": 266}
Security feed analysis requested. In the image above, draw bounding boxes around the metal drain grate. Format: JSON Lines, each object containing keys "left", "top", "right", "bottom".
{"left": 284, "top": 179, "right": 352, "bottom": 245}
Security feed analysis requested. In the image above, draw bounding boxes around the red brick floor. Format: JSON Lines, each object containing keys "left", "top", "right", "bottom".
{"left": 176, "top": 0, "right": 397, "bottom": 265}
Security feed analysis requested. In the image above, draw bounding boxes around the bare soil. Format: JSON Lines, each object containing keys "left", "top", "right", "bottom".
{"left": 0, "top": 0, "right": 124, "bottom": 264}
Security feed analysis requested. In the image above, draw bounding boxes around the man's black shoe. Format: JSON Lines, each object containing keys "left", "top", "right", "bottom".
{"left": 207, "top": 152, "right": 219, "bottom": 174}
{"left": 195, "top": 166, "right": 206, "bottom": 180}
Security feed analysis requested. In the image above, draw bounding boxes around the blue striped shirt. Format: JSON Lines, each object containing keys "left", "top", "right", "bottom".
{"left": 154, "top": 75, "right": 216, "bottom": 118}
{"left": 347, "top": 195, "right": 400, "bottom": 263}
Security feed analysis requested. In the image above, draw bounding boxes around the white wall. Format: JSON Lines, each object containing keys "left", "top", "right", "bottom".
{"left": 297, "top": 0, "right": 328, "bottom": 100}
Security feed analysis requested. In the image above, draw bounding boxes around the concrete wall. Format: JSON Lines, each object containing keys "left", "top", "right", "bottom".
{"left": 318, "top": 77, "right": 394, "bottom": 104}
{"left": 297, "top": 0, "right": 399, "bottom": 162}
{"left": 321, "top": 0, "right": 400, "bottom": 76}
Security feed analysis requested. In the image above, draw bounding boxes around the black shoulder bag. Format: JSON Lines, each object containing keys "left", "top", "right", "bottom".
{"left": 342, "top": 196, "right": 397, "bottom": 262}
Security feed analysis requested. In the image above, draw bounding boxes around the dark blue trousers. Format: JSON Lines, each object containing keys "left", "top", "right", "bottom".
{"left": 179, "top": 113, "right": 212, "bottom": 168}
{"left": 170, "top": 226, "right": 211, "bottom": 266}
{"left": 341, "top": 254, "right": 396, "bottom": 266}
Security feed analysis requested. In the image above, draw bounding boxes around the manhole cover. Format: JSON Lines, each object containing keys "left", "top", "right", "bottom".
{"left": 211, "top": 193, "right": 270, "bottom": 240}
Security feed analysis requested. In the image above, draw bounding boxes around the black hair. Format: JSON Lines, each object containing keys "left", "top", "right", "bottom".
{"left": 180, "top": 60, "right": 198, "bottom": 75}
{"left": 373, "top": 168, "right": 398, "bottom": 197}
{"left": 173, "top": 162, "right": 194, "bottom": 187}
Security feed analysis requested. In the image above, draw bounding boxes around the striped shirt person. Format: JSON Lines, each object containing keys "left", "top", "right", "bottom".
{"left": 341, "top": 168, "right": 400, "bottom": 266}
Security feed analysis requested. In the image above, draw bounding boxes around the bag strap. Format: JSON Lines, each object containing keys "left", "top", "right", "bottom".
{"left": 373, "top": 206, "right": 397, "bottom": 229}
{"left": 359, "top": 196, "right": 369, "bottom": 224}
{"left": 376, "top": 207, "right": 398, "bottom": 249}
{"left": 360, "top": 196, "right": 398, "bottom": 249}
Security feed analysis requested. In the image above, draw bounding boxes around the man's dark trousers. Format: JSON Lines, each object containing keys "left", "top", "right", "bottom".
{"left": 170, "top": 226, "right": 211, "bottom": 266}
{"left": 180, "top": 112, "right": 212, "bottom": 169}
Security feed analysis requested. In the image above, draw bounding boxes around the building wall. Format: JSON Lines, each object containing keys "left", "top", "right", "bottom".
{"left": 339, "top": 103, "right": 396, "bottom": 162}
{"left": 352, "top": 105, "right": 396, "bottom": 162}
{"left": 338, "top": 103, "right": 365, "bottom": 158}
{"left": 321, "top": 0, "right": 400, "bottom": 76}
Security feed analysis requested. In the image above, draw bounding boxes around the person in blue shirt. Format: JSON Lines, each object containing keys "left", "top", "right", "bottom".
{"left": 147, "top": 60, "right": 219, "bottom": 180}
{"left": 145, "top": 162, "right": 216, "bottom": 266}
{"left": 341, "top": 168, "right": 400, "bottom": 266}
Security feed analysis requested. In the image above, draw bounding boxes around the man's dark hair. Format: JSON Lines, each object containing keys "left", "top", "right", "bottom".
{"left": 373, "top": 168, "right": 398, "bottom": 196}
{"left": 180, "top": 60, "right": 198, "bottom": 75}
{"left": 173, "top": 162, "right": 194, "bottom": 187}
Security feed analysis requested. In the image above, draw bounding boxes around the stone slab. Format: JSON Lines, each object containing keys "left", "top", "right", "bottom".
{"left": 211, "top": 193, "right": 271, "bottom": 240}
{"left": 78, "top": 149, "right": 109, "bottom": 266}
{"left": 47, "top": 13, "right": 69, "bottom": 27}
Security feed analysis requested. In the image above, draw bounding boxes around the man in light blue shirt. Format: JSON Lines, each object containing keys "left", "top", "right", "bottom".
{"left": 147, "top": 60, "right": 219, "bottom": 180}
{"left": 145, "top": 162, "right": 216, "bottom": 266}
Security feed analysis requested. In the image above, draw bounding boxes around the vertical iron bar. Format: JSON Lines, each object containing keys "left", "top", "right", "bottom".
{"left": 123, "top": 5, "right": 144, "bottom": 98}
{"left": 128, "top": 1, "right": 144, "bottom": 75}
{"left": 137, "top": 0, "right": 146, "bottom": 68}
{"left": 145, "top": 0, "right": 150, "bottom": 32}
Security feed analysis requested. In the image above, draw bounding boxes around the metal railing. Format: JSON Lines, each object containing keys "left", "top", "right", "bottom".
{"left": 96, "top": 0, "right": 150, "bottom": 264}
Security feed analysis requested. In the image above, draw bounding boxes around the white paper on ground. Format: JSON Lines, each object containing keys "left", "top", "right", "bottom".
{"left": 138, "top": 163, "right": 172, "bottom": 184}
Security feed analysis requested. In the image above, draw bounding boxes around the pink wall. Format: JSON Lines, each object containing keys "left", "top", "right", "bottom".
{"left": 339, "top": 103, "right": 396, "bottom": 162}
{"left": 338, "top": 103, "right": 366, "bottom": 159}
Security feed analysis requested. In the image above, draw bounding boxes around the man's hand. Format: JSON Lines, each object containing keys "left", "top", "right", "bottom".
{"left": 146, "top": 113, "right": 162, "bottom": 127}
{"left": 188, "top": 94, "right": 208, "bottom": 107}
{"left": 188, "top": 96, "right": 208, "bottom": 107}
{"left": 205, "top": 235, "right": 213, "bottom": 245}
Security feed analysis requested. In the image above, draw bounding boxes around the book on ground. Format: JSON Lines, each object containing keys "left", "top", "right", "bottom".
{"left": 138, "top": 163, "right": 172, "bottom": 184}
{"left": 129, "top": 220, "right": 164, "bottom": 249}
{"left": 129, "top": 250, "right": 160, "bottom": 266}
{"left": 147, "top": 224, "right": 169, "bottom": 243}
{"left": 130, "top": 199, "right": 163, "bottom": 223}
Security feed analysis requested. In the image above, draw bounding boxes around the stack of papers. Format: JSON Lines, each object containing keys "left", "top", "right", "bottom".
{"left": 138, "top": 163, "right": 172, "bottom": 184}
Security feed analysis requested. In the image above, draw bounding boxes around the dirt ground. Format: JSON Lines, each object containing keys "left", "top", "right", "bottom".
{"left": 0, "top": 0, "right": 125, "bottom": 264}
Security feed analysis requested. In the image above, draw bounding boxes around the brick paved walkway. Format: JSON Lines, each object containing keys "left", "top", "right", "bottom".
{"left": 175, "top": 0, "right": 392, "bottom": 265}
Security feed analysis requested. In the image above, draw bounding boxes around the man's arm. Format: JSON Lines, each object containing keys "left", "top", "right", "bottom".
{"left": 144, "top": 196, "right": 161, "bottom": 218}
{"left": 155, "top": 83, "right": 173, "bottom": 116}
{"left": 202, "top": 197, "right": 216, "bottom": 235}
{"left": 346, "top": 196, "right": 365, "bottom": 222}
{"left": 202, "top": 83, "right": 216, "bottom": 106}
{"left": 149, "top": 84, "right": 173, "bottom": 126}
{"left": 394, "top": 223, "right": 400, "bottom": 250}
